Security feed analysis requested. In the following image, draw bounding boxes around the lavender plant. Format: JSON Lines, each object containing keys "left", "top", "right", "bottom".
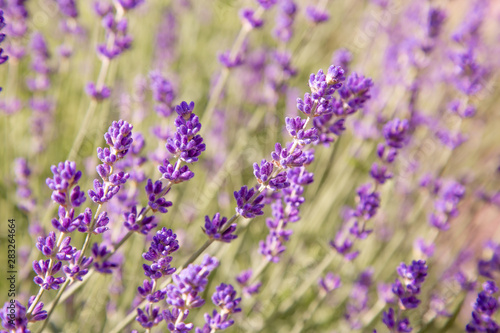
{"left": 1, "top": 1, "right": 500, "bottom": 332}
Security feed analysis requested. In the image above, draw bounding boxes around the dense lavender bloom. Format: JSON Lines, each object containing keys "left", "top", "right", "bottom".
{"left": 142, "top": 228, "right": 179, "bottom": 279}
{"left": 466, "top": 281, "right": 499, "bottom": 332}
{"left": 136, "top": 304, "right": 163, "bottom": 329}
{"left": 236, "top": 269, "right": 262, "bottom": 296}
{"left": 305, "top": 6, "right": 329, "bottom": 23}
{"left": 240, "top": 8, "right": 263, "bottom": 29}
{"left": 234, "top": 186, "right": 265, "bottom": 218}
{"left": 338, "top": 73, "right": 373, "bottom": 111}
{"left": 89, "top": 120, "right": 133, "bottom": 204}
{"left": 285, "top": 117, "right": 318, "bottom": 144}
{"left": 46, "top": 161, "right": 85, "bottom": 207}
{"left": 203, "top": 213, "right": 237, "bottom": 243}
{"left": 166, "top": 101, "right": 206, "bottom": 163}
{"left": 211, "top": 283, "right": 242, "bottom": 314}
{"left": 36, "top": 232, "right": 76, "bottom": 260}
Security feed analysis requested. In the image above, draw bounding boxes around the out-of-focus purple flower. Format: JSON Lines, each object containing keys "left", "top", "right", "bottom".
{"left": 240, "top": 8, "right": 263, "bottom": 29}
{"left": 0, "top": 9, "right": 8, "bottom": 66}
{"left": 332, "top": 48, "right": 352, "bottom": 74}
{"left": 94, "top": 1, "right": 113, "bottom": 17}
{"left": 56, "top": 0, "right": 78, "bottom": 18}
{"left": 218, "top": 50, "right": 244, "bottom": 68}
{"left": 150, "top": 71, "right": 176, "bottom": 117}
{"left": 0, "top": 300, "right": 28, "bottom": 331}
{"left": 236, "top": 269, "right": 262, "bottom": 296}
{"left": 234, "top": 185, "right": 265, "bottom": 218}
{"left": 256, "top": 0, "right": 277, "bottom": 10}
{"left": 318, "top": 272, "right": 341, "bottom": 294}
{"left": 427, "top": 7, "right": 446, "bottom": 39}
{"left": 85, "top": 82, "right": 111, "bottom": 101}
{"left": 274, "top": 0, "right": 296, "bottom": 42}
{"left": 478, "top": 241, "right": 500, "bottom": 279}
{"left": 305, "top": 6, "right": 329, "bottom": 23}
{"left": 117, "top": 0, "right": 144, "bottom": 10}
{"left": 383, "top": 118, "right": 409, "bottom": 149}
{"left": 414, "top": 238, "right": 435, "bottom": 258}
{"left": 203, "top": 213, "right": 237, "bottom": 243}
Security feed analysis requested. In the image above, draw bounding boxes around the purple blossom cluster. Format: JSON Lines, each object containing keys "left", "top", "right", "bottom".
{"left": 466, "top": 281, "right": 499, "bottom": 332}
{"left": 420, "top": 175, "right": 465, "bottom": 231}
{"left": 379, "top": 260, "right": 428, "bottom": 332}
{"left": 0, "top": 9, "right": 7, "bottom": 70}
{"left": 195, "top": 283, "right": 242, "bottom": 332}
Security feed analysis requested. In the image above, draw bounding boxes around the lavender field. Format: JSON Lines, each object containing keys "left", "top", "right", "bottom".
{"left": 0, "top": 0, "right": 499, "bottom": 332}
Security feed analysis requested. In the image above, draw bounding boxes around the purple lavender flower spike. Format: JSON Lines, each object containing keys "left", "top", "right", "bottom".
{"left": 212, "top": 283, "right": 242, "bottom": 314}
{"left": 285, "top": 116, "right": 319, "bottom": 144}
{"left": 203, "top": 213, "right": 237, "bottom": 243}
{"left": 33, "top": 260, "right": 66, "bottom": 290}
{"left": 383, "top": 118, "right": 409, "bottom": 149}
{"left": 305, "top": 6, "right": 329, "bottom": 24}
{"left": 234, "top": 185, "right": 265, "bottom": 218}
{"left": 0, "top": 10, "right": 8, "bottom": 66}
{"left": 240, "top": 8, "right": 264, "bottom": 29}
{"left": 427, "top": 7, "right": 446, "bottom": 39}
{"left": 142, "top": 227, "right": 179, "bottom": 279}
{"left": 339, "top": 73, "right": 373, "bottom": 111}
{"left": 466, "top": 281, "right": 499, "bottom": 332}
{"left": 104, "top": 120, "right": 134, "bottom": 159}
{"left": 274, "top": 0, "right": 297, "bottom": 42}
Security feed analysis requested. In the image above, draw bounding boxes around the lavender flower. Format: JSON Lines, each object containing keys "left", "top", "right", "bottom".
{"left": 305, "top": 6, "right": 329, "bottom": 24}
{"left": 234, "top": 185, "right": 265, "bottom": 218}
{"left": 142, "top": 228, "right": 179, "bottom": 279}
{"left": 466, "top": 281, "right": 499, "bottom": 332}
{"left": 236, "top": 269, "right": 262, "bottom": 296}
{"left": 381, "top": 260, "right": 428, "bottom": 332}
{"left": 203, "top": 213, "right": 237, "bottom": 243}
